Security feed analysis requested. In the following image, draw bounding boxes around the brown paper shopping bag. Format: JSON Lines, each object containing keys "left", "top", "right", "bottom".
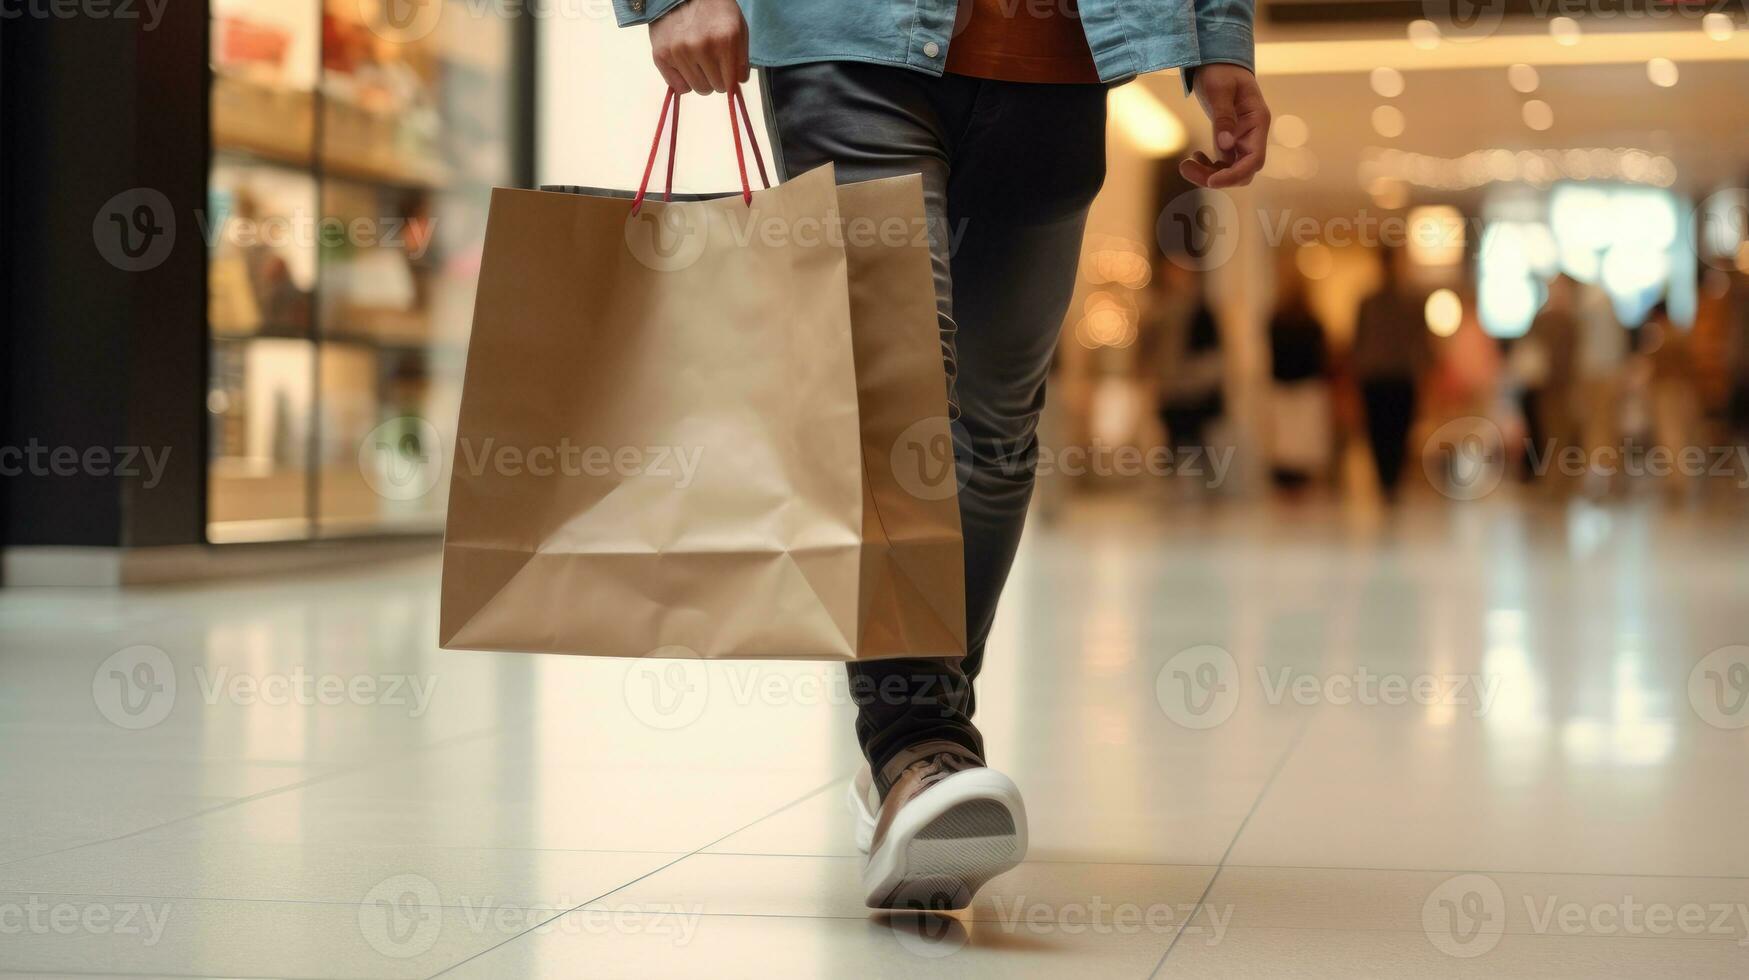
{"left": 440, "top": 86, "right": 964, "bottom": 661}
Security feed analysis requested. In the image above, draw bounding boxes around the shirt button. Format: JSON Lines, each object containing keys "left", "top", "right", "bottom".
{"left": 923, "top": 41, "right": 941, "bottom": 58}
{"left": 630, "top": 0, "right": 644, "bottom": 10}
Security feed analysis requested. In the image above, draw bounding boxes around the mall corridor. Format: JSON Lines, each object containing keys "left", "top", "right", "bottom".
{"left": 3, "top": 495, "right": 1747, "bottom": 977}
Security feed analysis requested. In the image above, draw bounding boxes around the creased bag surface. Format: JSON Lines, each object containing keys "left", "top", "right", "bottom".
{"left": 440, "top": 164, "right": 963, "bottom": 660}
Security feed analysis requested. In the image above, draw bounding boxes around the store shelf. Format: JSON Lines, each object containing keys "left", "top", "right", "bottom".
{"left": 206, "top": 0, "right": 520, "bottom": 543}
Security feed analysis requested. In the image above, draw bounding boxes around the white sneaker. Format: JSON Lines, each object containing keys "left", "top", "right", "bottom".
{"left": 848, "top": 765, "right": 878, "bottom": 853}
{"left": 861, "top": 750, "right": 1026, "bottom": 910}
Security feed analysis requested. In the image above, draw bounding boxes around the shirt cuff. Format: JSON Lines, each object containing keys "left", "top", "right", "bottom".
{"left": 1180, "top": 27, "right": 1256, "bottom": 95}
{"left": 612, "top": 0, "right": 689, "bottom": 28}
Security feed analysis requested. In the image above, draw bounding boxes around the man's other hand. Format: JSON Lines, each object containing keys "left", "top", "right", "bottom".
{"left": 1182, "top": 64, "right": 1270, "bottom": 189}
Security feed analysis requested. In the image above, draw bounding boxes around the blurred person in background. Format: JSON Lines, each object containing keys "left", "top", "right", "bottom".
{"left": 1572, "top": 278, "right": 1629, "bottom": 495}
{"left": 1642, "top": 302, "right": 1701, "bottom": 498}
{"left": 1137, "top": 259, "right": 1225, "bottom": 493}
{"left": 1725, "top": 274, "right": 1749, "bottom": 446}
{"left": 1350, "top": 245, "right": 1431, "bottom": 503}
{"left": 1266, "top": 262, "right": 1332, "bottom": 493}
{"left": 1519, "top": 274, "right": 1579, "bottom": 484}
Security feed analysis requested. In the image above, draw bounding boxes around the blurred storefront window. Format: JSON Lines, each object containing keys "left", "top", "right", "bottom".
{"left": 206, "top": 0, "right": 522, "bottom": 542}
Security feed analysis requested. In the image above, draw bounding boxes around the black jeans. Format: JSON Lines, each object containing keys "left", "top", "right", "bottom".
{"left": 1361, "top": 377, "right": 1417, "bottom": 498}
{"left": 762, "top": 62, "right": 1107, "bottom": 793}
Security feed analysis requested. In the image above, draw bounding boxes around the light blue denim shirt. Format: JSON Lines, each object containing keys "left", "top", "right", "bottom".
{"left": 611, "top": 0, "right": 1254, "bottom": 87}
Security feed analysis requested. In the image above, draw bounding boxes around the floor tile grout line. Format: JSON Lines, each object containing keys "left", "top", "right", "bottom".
{"left": 424, "top": 771, "right": 849, "bottom": 980}
{"left": 14, "top": 856, "right": 1749, "bottom": 915}
{"left": 0, "top": 721, "right": 514, "bottom": 870}
{"left": 1146, "top": 712, "right": 1319, "bottom": 979}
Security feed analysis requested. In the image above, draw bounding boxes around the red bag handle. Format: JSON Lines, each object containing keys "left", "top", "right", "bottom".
{"left": 630, "top": 83, "right": 772, "bottom": 216}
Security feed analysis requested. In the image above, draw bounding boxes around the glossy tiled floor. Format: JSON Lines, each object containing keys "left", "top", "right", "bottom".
{"left": 3, "top": 492, "right": 1748, "bottom": 977}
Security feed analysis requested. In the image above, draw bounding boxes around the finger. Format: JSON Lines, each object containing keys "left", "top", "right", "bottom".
{"left": 1206, "top": 90, "right": 1239, "bottom": 158}
{"left": 1179, "top": 152, "right": 1218, "bottom": 188}
{"left": 698, "top": 47, "right": 728, "bottom": 93}
{"left": 1208, "top": 128, "right": 1266, "bottom": 188}
{"left": 1210, "top": 98, "right": 1270, "bottom": 187}
{"left": 717, "top": 49, "right": 741, "bottom": 94}
{"left": 673, "top": 55, "right": 712, "bottom": 95}
{"left": 655, "top": 61, "right": 691, "bottom": 95}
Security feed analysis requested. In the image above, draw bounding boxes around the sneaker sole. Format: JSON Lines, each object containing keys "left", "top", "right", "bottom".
{"left": 862, "top": 772, "right": 1026, "bottom": 911}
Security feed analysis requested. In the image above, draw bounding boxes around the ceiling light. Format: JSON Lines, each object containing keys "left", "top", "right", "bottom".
{"left": 1507, "top": 63, "right": 1539, "bottom": 93}
{"left": 1426, "top": 289, "right": 1463, "bottom": 337}
{"left": 1273, "top": 114, "right": 1309, "bottom": 148}
{"left": 1702, "top": 12, "right": 1735, "bottom": 41}
{"left": 1370, "top": 66, "right": 1405, "bottom": 97}
{"left": 1647, "top": 57, "right": 1679, "bottom": 87}
{"left": 1108, "top": 84, "right": 1187, "bottom": 157}
{"left": 1372, "top": 105, "right": 1406, "bottom": 138}
{"left": 1296, "top": 243, "right": 1334, "bottom": 280}
{"left": 1407, "top": 19, "right": 1441, "bottom": 50}
{"left": 1550, "top": 16, "right": 1581, "bottom": 46}
{"left": 1522, "top": 99, "right": 1554, "bottom": 131}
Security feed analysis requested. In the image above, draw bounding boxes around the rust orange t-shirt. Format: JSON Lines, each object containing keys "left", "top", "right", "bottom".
{"left": 946, "top": 0, "right": 1100, "bottom": 84}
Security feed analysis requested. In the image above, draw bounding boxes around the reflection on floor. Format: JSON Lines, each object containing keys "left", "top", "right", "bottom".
{"left": 2, "top": 493, "right": 1747, "bottom": 977}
